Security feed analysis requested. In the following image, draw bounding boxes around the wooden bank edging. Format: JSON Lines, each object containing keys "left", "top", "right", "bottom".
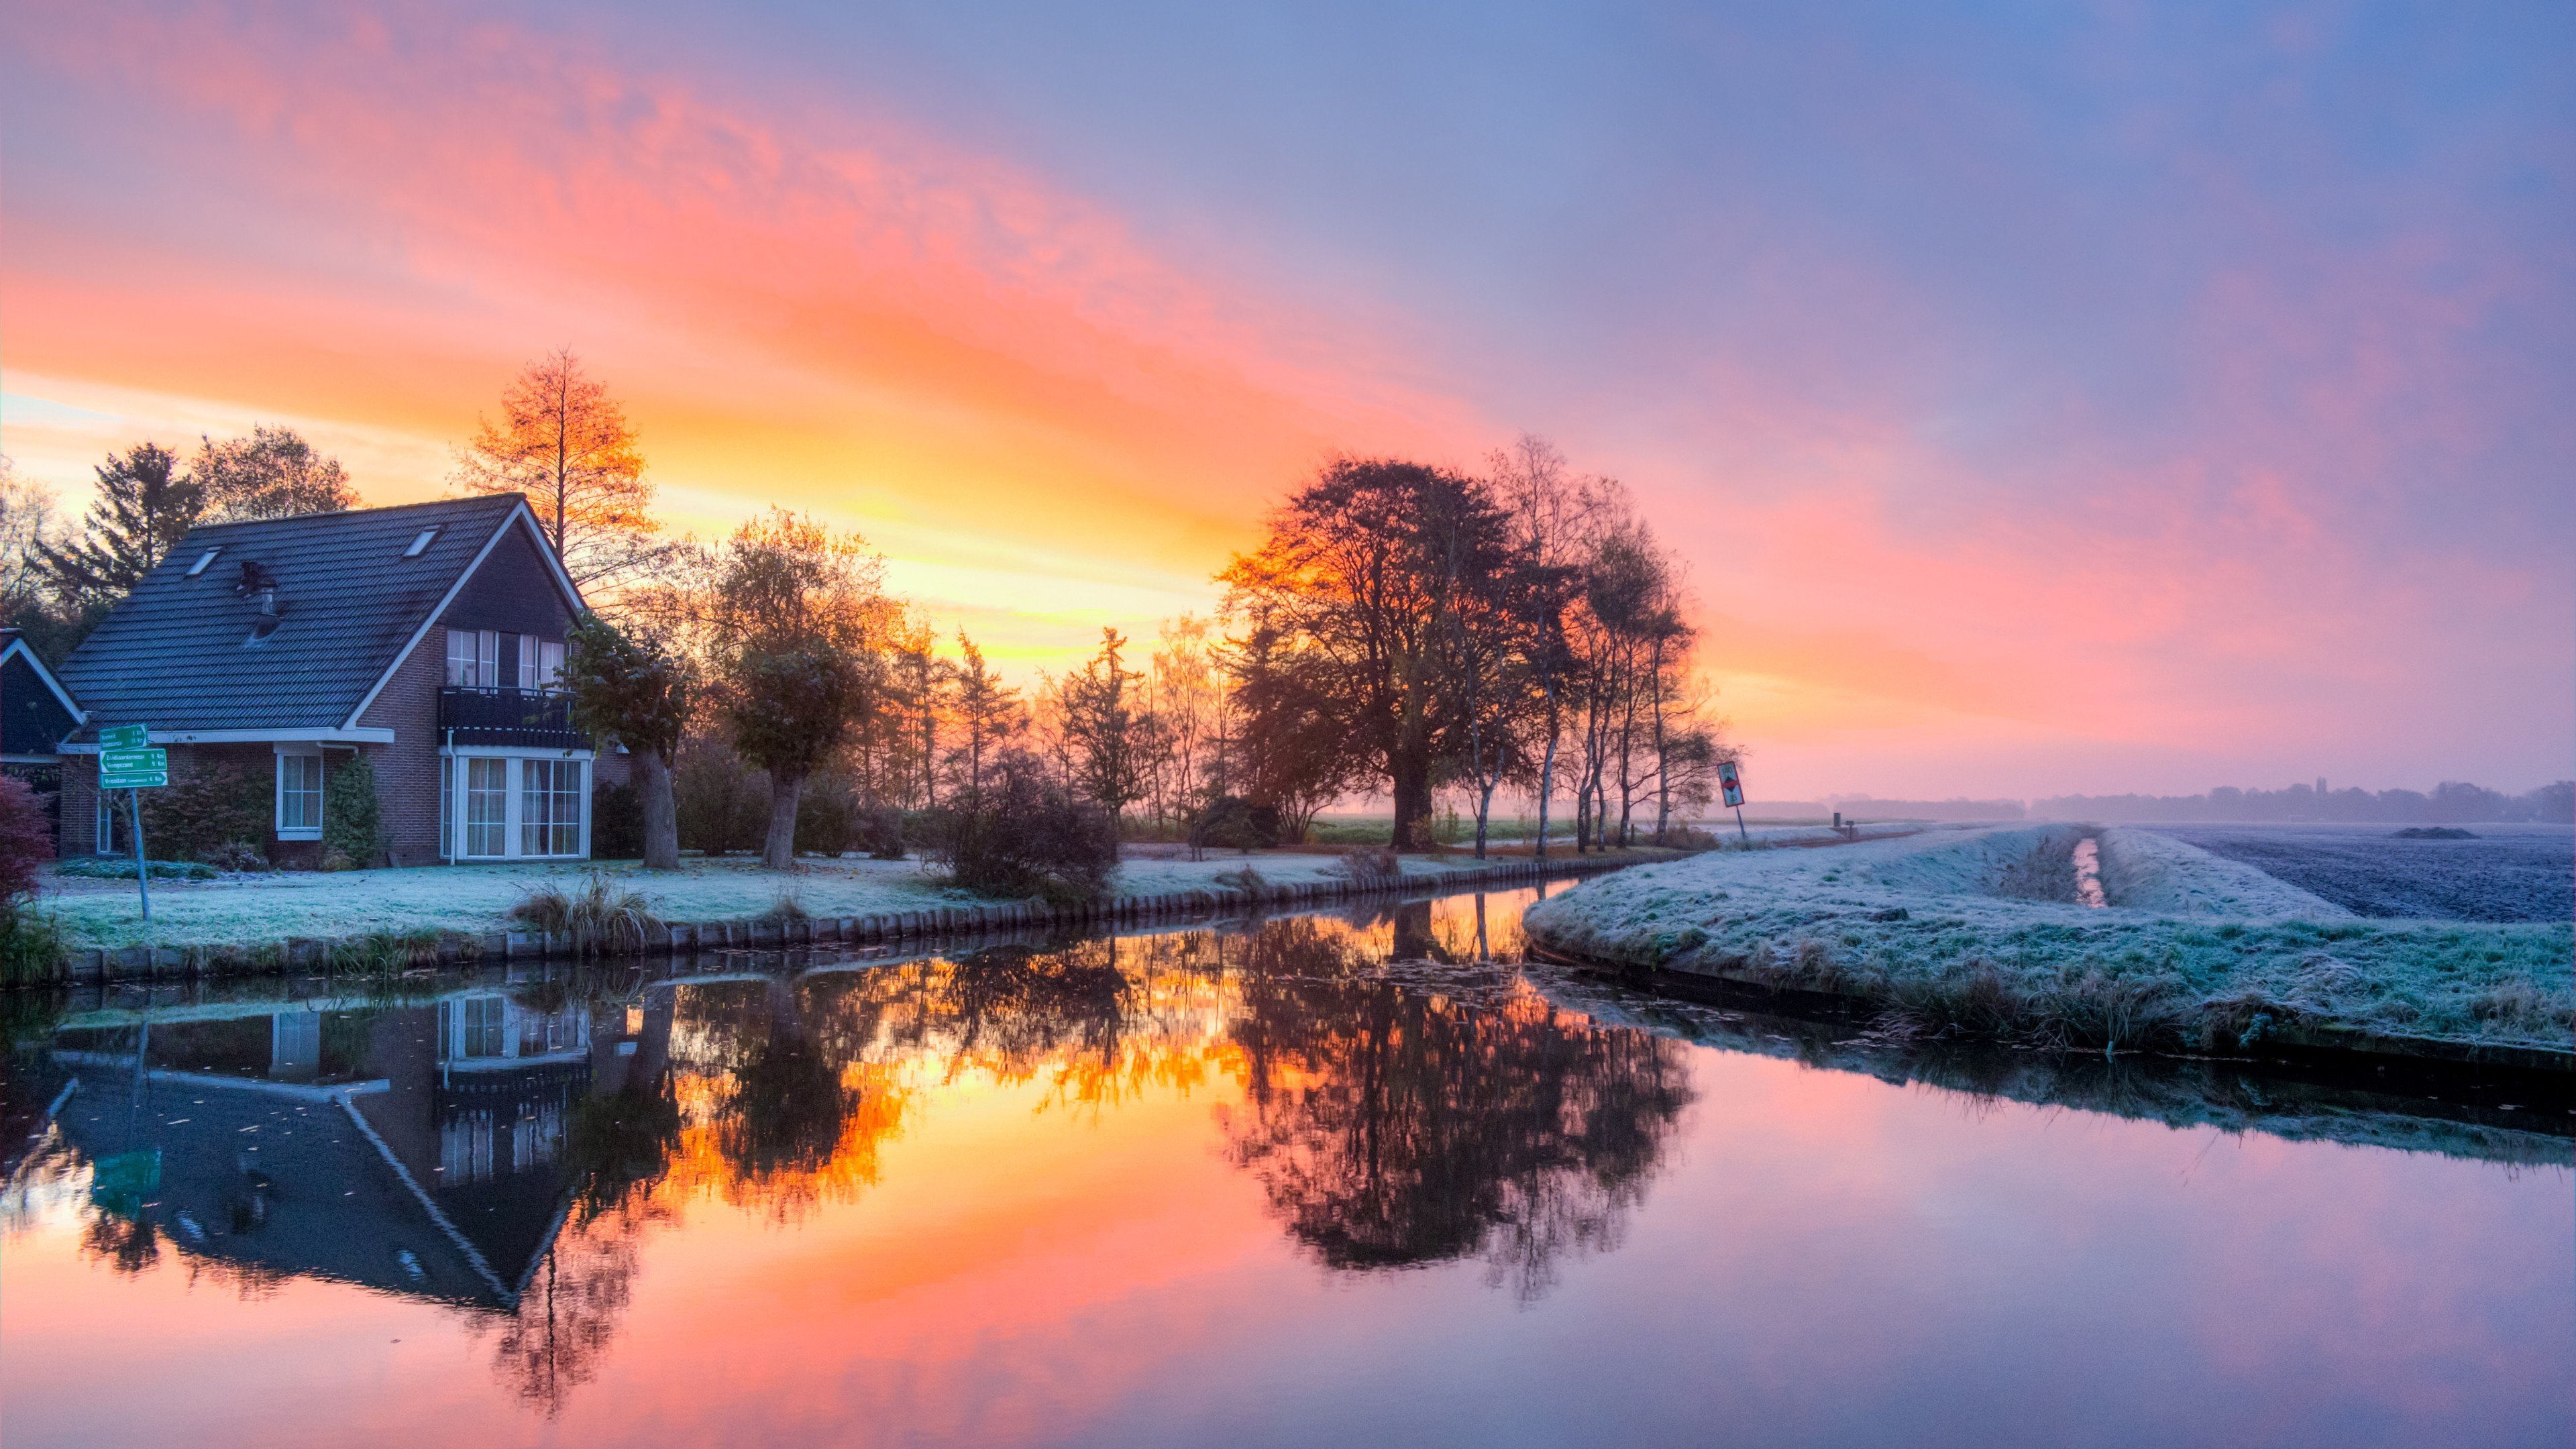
{"left": 54, "top": 857, "right": 1633, "bottom": 985}
{"left": 1525, "top": 942, "right": 2576, "bottom": 1098}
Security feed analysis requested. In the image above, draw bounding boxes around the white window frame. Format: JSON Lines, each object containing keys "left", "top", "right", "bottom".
{"left": 439, "top": 747, "right": 594, "bottom": 861}
{"left": 517, "top": 634, "right": 566, "bottom": 692}
{"left": 274, "top": 748, "right": 324, "bottom": 841}
{"left": 444, "top": 627, "right": 500, "bottom": 688}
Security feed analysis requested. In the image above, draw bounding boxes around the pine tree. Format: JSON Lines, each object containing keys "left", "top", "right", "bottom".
{"left": 34, "top": 443, "right": 203, "bottom": 606}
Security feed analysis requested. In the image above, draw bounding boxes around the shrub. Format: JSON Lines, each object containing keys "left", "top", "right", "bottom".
{"left": 56, "top": 857, "right": 216, "bottom": 881}
{"left": 794, "top": 780, "right": 856, "bottom": 858}
{"left": 1213, "top": 865, "right": 1271, "bottom": 901}
{"left": 201, "top": 841, "right": 270, "bottom": 873}
{"left": 591, "top": 780, "right": 644, "bottom": 861}
{"left": 137, "top": 763, "right": 266, "bottom": 864}
{"left": 1336, "top": 845, "right": 1400, "bottom": 883}
{"left": 858, "top": 806, "right": 907, "bottom": 861}
{"left": 675, "top": 735, "right": 765, "bottom": 855}
{"left": 327, "top": 928, "right": 444, "bottom": 974}
{"left": 0, "top": 775, "right": 50, "bottom": 902}
{"left": 508, "top": 873, "right": 663, "bottom": 957}
{"left": 321, "top": 753, "right": 387, "bottom": 869}
{"left": 1190, "top": 796, "right": 1281, "bottom": 854}
{"left": 933, "top": 751, "right": 1117, "bottom": 904}
{"left": 0, "top": 908, "right": 66, "bottom": 987}
{"left": 759, "top": 887, "right": 810, "bottom": 924}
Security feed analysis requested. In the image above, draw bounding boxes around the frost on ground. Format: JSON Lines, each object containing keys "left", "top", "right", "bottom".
{"left": 1523, "top": 824, "right": 2574, "bottom": 1054}
{"left": 31, "top": 848, "right": 1613, "bottom": 952}
{"left": 2147, "top": 824, "right": 2574, "bottom": 924}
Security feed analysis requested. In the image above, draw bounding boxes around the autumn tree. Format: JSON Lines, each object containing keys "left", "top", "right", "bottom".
{"left": 194, "top": 425, "right": 360, "bottom": 521}
{"left": 455, "top": 349, "right": 661, "bottom": 590}
{"left": 563, "top": 611, "right": 696, "bottom": 869}
{"left": 705, "top": 512, "right": 891, "bottom": 869}
{"left": 34, "top": 443, "right": 202, "bottom": 608}
{"left": 1220, "top": 458, "right": 1510, "bottom": 851}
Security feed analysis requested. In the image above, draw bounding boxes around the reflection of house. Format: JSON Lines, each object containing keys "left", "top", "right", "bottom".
{"left": 45, "top": 983, "right": 663, "bottom": 1313}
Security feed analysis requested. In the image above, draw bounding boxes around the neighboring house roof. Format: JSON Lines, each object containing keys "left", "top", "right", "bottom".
{"left": 1, "top": 629, "right": 85, "bottom": 757}
{"left": 55, "top": 495, "right": 580, "bottom": 739}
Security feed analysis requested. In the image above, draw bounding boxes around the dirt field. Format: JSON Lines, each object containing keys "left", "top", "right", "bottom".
{"left": 2147, "top": 823, "right": 2572, "bottom": 923}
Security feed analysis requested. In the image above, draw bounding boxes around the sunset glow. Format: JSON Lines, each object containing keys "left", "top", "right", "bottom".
{"left": 5, "top": 1, "right": 2567, "bottom": 799}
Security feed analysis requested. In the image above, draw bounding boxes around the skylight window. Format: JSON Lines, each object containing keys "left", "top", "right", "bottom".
{"left": 404, "top": 528, "right": 439, "bottom": 557}
{"left": 186, "top": 548, "right": 221, "bottom": 576}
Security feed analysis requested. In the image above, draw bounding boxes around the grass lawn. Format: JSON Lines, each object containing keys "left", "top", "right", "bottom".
{"left": 31, "top": 844, "right": 1684, "bottom": 952}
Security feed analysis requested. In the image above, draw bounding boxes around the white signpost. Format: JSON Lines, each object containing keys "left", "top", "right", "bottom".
{"left": 1718, "top": 759, "right": 1749, "bottom": 844}
{"left": 97, "top": 724, "right": 164, "bottom": 922}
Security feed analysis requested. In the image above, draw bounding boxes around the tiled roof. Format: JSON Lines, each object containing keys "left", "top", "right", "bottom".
{"left": 57, "top": 495, "right": 534, "bottom": 735}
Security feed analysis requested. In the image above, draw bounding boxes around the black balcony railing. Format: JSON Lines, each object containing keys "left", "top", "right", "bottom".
{"left": 437, "top": 687, "right": 586, "bottom": 749}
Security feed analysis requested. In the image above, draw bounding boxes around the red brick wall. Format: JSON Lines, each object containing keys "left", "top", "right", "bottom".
{"left": 357, "top": 631, "right": 447, "bottom": 867}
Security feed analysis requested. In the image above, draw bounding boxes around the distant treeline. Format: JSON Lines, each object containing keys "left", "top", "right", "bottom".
{"left": 1829, "top": 797, "right": 2028, "bottom": 822}
{"left": 2031, "top": 780, "right": 2575, "bottom": 824}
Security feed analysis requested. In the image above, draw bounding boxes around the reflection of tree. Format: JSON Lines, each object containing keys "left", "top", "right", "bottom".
{"left": 717, "top": 1034, "right": 857, "bottom": 1196}
{"left": 490, "top": 1209, "right": 645, "bottom": 1417}
{"left": 565, "top": 1075, "right": 684, "bottom": 1221}
{"left": 1221, "top": 919, "right": 1693, "bottom": 1300}
{"left": 78, "top": 1210, "right": 164, "bottom": 1275}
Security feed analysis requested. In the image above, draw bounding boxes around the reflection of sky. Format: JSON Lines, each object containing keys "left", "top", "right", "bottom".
{"left": 3, "top": 1, "right": 2571, "bottom": 797}
{"left": 4, "top": 943, "right": 2567, "bottom": 1444}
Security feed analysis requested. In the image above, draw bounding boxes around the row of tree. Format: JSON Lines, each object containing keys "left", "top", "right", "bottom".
{"left": 5, "top": 350, "right": 1729, "bottom": 873}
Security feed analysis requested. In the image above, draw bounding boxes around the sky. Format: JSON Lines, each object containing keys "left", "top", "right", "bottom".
{"left": 3, "top": 1, "right": 2569, "bottom": 802}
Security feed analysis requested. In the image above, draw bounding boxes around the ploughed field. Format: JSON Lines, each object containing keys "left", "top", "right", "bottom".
{"left": 1521, "top": 823, "right": 2575, "bottom": 1057}
{"left": 2147, "top": 823, "right": 2572, "bottom": 923}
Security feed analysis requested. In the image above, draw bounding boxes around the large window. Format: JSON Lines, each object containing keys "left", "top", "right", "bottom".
{"left": 518, "top": 635, "right": 566, "bottom": 692}
{"left": 521, "top": 758, "right": 583, "bottom": 857}
{"left": 464, "top": 757, "right": 509, "bottom": 857}
{"left": 276, "top": 753, "right": 323, "bottom": 839}
{"left": 458, "top": 995, "right": 506, "bottom": 1057}
{"left": 445, "top": 627, "right": 500, "bottom": 687}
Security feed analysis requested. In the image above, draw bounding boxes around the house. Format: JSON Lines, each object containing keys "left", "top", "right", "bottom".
{"left": 54, "top": 494, "right": 624, "bottom": 867}
{"left": 2, "top": 627, "right": 84, "bottom": 847}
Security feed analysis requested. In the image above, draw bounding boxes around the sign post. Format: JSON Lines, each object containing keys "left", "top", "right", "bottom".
{"left": 1717, "top": 759, "right": 1749, "bottom": 845}
{"left": 97, "top": 726, "right": 164, "bottom": 923}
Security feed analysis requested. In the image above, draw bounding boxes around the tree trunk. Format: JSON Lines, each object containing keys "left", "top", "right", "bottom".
{"left": 1389, "top": 747, "right": 1434, "bottom": 852}
{"left": 637, "top": 748, "right": 681, "bottom": 871}
{"left": 1534, "top": 677, "right": 1560, "bottom": 862}
{"left": 762, "top": 769, "right": 804, "bottom": 870}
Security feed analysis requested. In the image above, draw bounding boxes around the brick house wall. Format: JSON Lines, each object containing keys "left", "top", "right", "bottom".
{"left": 57, "top": 741, "right": 321, "bottom": 866}
{"left": 357, "top": 633, "right": 446, "bottom": 867}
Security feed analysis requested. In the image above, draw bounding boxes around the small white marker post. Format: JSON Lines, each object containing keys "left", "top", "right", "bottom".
{"left": 97, "top": 724, "right": 166, "bottom": 924}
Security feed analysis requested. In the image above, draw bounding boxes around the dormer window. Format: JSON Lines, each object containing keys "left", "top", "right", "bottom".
{"left": 186, "top": 549, "right": 221, "bottom": 576}
{"left": 405, "top": 528, "right": 439, "bottom": 557}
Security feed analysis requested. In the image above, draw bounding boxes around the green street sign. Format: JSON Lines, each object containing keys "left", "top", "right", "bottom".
{"left": 102, "top": 746, "right": 169, "bottom": 790}
{"left": 99, "top": 723, "right": 149, "bottom": 750}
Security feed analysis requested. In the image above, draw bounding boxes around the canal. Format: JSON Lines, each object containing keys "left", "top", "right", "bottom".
{"left": 3, "top": 881, "right": 2568, "bottom": 1448}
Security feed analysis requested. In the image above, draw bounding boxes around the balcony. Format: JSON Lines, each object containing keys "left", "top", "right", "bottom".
{"left": 437, "top": 688, "right": 586, "bottom": 750}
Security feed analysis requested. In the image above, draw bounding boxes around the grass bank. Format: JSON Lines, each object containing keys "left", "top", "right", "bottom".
{"left": 1523, "top": 824, "right": 2574, "bottom": 1061}
{"left": 15, "top": 845, "right": 1683, "bottom": 979}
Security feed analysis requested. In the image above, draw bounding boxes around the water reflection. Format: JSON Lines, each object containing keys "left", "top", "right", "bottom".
{"left": 1222, "top": 917, "right": 1693, "bottom": 1298}
{"left": 2, "top": 881, "right": 2568, "bottom": 1444}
